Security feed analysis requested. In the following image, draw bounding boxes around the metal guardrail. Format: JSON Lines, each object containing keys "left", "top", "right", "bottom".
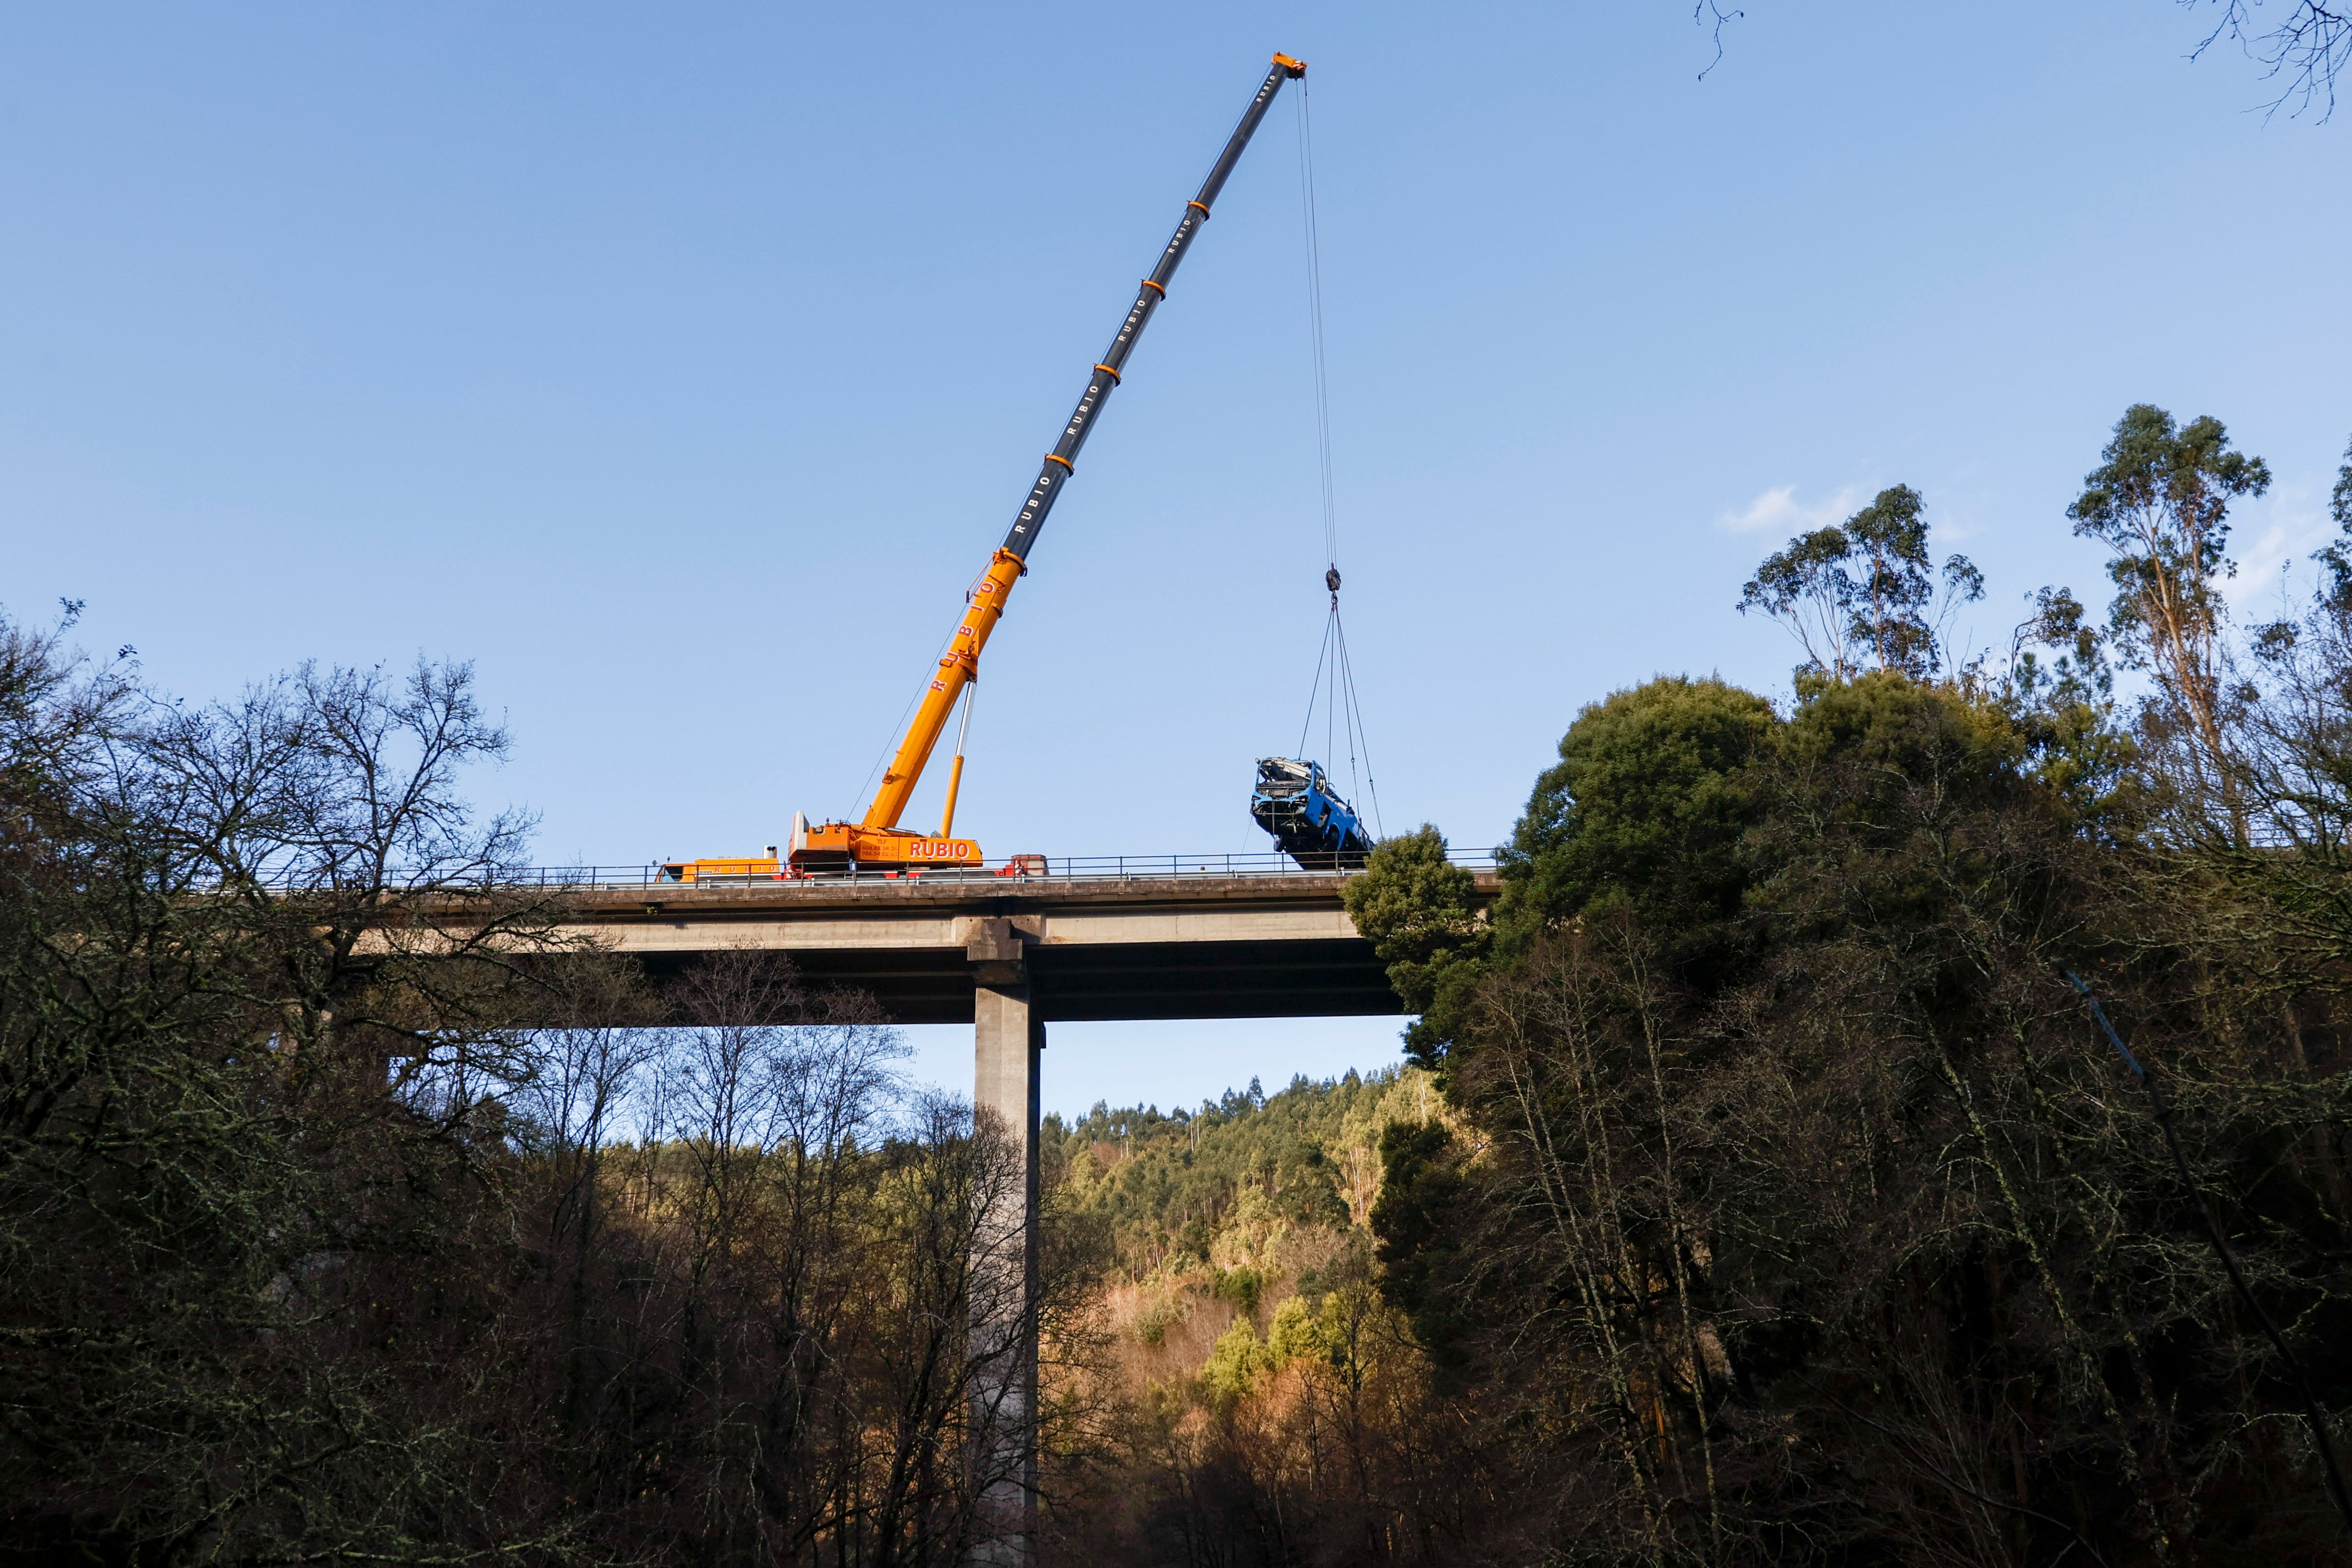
{"left": 489, "top": 847, "right": 1501, "bottom": 893}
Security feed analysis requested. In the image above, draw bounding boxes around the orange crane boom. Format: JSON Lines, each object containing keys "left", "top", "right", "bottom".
{"left": 764, "top": 52, "right": 1307, "bottom": 879}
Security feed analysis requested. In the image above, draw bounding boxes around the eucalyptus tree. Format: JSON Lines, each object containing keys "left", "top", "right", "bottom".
{"left": 2067, "top": 403, "right": 2271, "bottom": 835}
{"left": 1738, "top": 484, "right": 1982, "bottom": 681}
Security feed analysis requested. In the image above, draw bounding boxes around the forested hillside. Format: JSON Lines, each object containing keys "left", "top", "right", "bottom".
{"left": 1035, "top": 1070, "right": 1453, "bottom": 1557}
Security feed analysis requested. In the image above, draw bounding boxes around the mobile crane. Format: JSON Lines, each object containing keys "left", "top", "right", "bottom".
{"left": 662, "top": 53, "right": 1307, "bottom": 883}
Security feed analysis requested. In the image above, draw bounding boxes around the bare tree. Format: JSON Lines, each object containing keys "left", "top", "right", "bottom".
{"left": 0, "top": 613, "right": 605, "bottom": 1562}
{"left": 2183, "top": 0, "right": 2352, "bottom": 116}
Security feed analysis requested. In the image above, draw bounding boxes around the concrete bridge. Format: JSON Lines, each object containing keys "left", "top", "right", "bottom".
{"left": 561, "top": 869, "right": 1440, "bottom": 1022}
{"left": 550, "top": 861, "right": 1497, "bottom": 1560}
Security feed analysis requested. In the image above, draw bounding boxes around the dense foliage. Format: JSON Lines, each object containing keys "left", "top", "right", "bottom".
{"left": 0, "top": 617, "right": 1062, "bottom": 1565}
{"left": 1292, "top": 408, "right": 2352, "bottom": 1565}
{"left": 10, "top": 401, "right": 2352, "bottom": 1567}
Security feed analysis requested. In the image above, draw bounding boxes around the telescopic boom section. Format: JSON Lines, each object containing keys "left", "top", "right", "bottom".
{"left": 829, "top": 53, "right": 1306, "bottom": 867}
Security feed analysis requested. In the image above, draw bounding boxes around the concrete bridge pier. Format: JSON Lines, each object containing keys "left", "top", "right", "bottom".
{"left": 969, "top": 921, "right": 1041, "bottom": 1565}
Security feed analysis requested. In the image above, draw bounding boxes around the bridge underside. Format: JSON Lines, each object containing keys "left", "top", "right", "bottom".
{"left": 635, "top": 935, "right": 1398, "bottom": 1023}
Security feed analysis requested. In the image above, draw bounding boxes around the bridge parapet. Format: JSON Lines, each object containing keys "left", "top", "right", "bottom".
{"left": 448, "top": 847, "right": 1498, "bottom": 896}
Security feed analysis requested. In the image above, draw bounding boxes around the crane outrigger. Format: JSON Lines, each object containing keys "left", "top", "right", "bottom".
{"left": 663, "top": 53, "right": 1307, "bottom": 883}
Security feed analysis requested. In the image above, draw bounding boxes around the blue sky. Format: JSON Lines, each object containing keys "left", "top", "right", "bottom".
{"left": 7, "top": 3, "right": 2347, "bottom": 1115}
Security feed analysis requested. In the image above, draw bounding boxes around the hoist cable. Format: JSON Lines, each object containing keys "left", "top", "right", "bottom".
{"left": 1296, "top": 79, "right": 1339, "bottom": 573}
{"left": 1283, "top": 79, "right": 1383, "bottom": 841}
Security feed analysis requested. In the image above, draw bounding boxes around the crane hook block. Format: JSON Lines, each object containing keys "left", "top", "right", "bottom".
{"left": 1273, "top": 53, "right": 1307, "bottom": 77}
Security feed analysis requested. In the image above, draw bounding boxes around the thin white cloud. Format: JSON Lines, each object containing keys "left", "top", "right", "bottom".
{"left": 1719, "top": 482, "right": 1869, "bottom": 535}
{"left": 2228, "top": 481, "right": 2333, "bottom": 624}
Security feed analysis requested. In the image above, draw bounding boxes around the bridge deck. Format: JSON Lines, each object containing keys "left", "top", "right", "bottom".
{"left": 559, "top": 871, "right": 1498, "bottom": 1023}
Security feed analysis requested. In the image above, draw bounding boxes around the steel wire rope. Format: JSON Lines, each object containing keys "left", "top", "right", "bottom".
{"left": 848, "top": 616, "right": 962, "bottom": 823}
{"left": 1297, "top": 77, "right": 1338, "bottom": 573}
{"left": 1287, "top": 78, "right": 1383, "bottom": 840}
{"left": 1336, "top": 611, "right": 1383, "bottom": 836}
{"left": 1329, "top": 618, "right": 1340, "bottom": 783}
{"left": 1326, "top": 594, "right": 1339, "bottom": 776}
{"left": 1296, "top": 612, "right": 1335, "bottom": 758}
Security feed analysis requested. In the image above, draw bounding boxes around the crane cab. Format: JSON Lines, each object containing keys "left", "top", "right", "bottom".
{"left": 784, "top": 813, "right": 984, "bottom": 876}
